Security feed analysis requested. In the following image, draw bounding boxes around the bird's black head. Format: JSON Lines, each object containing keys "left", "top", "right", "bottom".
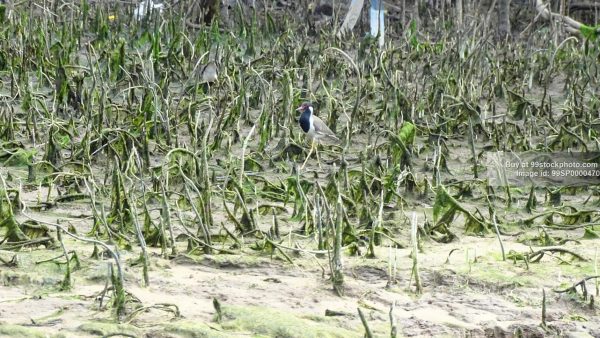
{"left": 296, "top": 102, "right": 313, "bottom": 114}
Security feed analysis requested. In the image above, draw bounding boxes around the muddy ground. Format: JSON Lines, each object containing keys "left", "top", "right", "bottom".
{"left": 2, "top": 137, "right": 600, "bottom": 337}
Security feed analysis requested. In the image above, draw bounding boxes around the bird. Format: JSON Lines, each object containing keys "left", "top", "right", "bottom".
{"left": 296, "top": 102, "right": 340, "bottom": 169}
{"left": 200, "top": 61, "right": 218, "bottom": 84}
{"left": 187, "top": 61, "right": 217, "bottom": 94}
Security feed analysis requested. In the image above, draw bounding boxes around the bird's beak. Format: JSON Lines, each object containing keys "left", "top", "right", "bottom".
{"left": 295, "top": 105, "right": 303, "bottom": 112}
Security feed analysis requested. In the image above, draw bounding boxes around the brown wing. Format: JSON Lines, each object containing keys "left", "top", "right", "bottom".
{"left": 312, "top": 116, "right": 340, "bottom": 144}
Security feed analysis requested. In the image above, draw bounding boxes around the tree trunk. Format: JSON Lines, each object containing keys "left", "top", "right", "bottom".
{"left": 456, "top": 0, "right": 463, "bottom": 27}
{"left": 498, "top": 0, "right": 511, "bottom": 39}
{"left": 413, "top": 0, "right": 420, "bottom": 26}
{"left": 402, "top": 0, "right": 406, "bottom": 27}
{"left": 204, "top": 0, "right": 220, "bottom": 25}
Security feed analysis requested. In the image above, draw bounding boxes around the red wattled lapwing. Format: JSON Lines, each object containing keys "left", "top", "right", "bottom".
{"left": 297, "top": 102, "right": 340, "bottom": 169}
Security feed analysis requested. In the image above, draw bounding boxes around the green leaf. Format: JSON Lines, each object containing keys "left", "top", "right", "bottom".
{"left": 583, "top": 227, "right": 600, "bottom": 239}
{"left": 433, "top": 186, "right": 456, "bottom": 226}
{"left": 0, "top": 5, "right": 6, "bottom": 24}
{"left": 580, "top": 24, "right": 599, "bottom": 41}
{"left": 398, "top": 121, "right": 415, "bottom": 145}
{"left": 4, "top": 148, "right": 36, "bottom": 166}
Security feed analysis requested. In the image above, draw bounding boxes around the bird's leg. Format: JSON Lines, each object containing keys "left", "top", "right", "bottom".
{"left": 315, "top": 144, "right": 322, "bottom": 169}
{"left": 301, "top": 140, "right": 315, "bottom": 170}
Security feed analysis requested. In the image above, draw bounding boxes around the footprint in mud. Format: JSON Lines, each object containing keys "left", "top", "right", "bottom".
{"left": 351, "top": 265, "right": 388, "bottom": 282}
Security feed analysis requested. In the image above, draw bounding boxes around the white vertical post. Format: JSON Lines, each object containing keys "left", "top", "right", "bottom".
{"left": 370, "top": 0, "right": 385, "bottom": 47}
